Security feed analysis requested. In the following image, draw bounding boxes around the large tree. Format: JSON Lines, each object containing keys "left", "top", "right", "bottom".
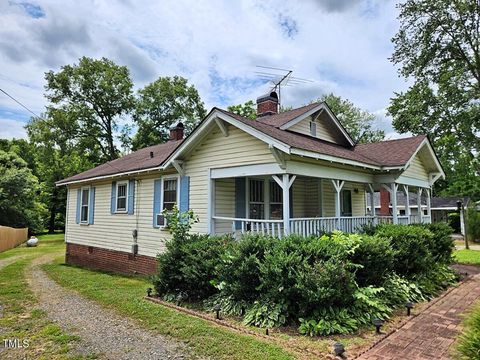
{"left": 0, "top": 151, "right": 45, "bottom": 232}
{"left": 45, "top": 56, "right": 135, "bottom": 161}
{"left": 27, "top": 109, "right": 97, "bottom": 233}
{"left": 132, "top": 76, "right": 206, "bottom": 150}
{"left": 388, "top": 0, "right": 480, "bottom": 198}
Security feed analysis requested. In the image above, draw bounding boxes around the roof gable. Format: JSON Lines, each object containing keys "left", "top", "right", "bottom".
{"left": 258, "top": 102, "right": 355, "bottom": 147}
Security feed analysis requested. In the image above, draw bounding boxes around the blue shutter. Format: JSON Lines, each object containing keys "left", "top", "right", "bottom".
{"left": 179, "top": 176, "right": 190, "bottom": 212}
{"left": 128, "top": 179, "right": 135, "bottom": 215}
{"left": 76, "top": 189, "right": 81, "bottom": 224}
{"left": 235, "top": 177, "right": 246, "bottom": 230}
{"left": 111, "top": 181, "right": 117, "bottom": 214}
{"left": 89, "top": 187, "right": 95, "bottom": 225}
{"left": 153, "top": 179, "right": 162, "bottom": 228}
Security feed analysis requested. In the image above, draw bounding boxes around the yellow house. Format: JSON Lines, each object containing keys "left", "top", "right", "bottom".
{"left": 57, "top": 91, "right": 445, "bottom": 274}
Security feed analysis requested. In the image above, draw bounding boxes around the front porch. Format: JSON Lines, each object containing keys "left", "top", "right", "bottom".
{"left": 208, "top": 166, "right": 433, "bottom": 238}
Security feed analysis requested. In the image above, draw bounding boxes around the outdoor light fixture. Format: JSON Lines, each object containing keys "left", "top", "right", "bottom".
{"left": 213, "top": 304, "right": 221, "bottom": 320}
{"left": 265, "top": 327, "right": 269, "bottom": 336}
{"left": 240, "top": 306, "right": 245, "bottom": 316}
{"left": 405, "top": 302, "right": 413, "bottom": 316}
{"left": 457, "top": 200, "right": 463, "bottom": 212}
{"left": 333, "top": 342, "right": 345, "bottom": 356}
{"left": 372, "top": 318, "right": 384, "bottom": 334}
{"left": 146, "top": 288, "right": 152, "bottom": 297}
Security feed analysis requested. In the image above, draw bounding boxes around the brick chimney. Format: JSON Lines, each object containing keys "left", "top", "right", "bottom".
{"left": 169, "top": 122, "right": 184, "bottom": 141}
{"left": 256, "top": 91, "right": 279, "bottom": 117}
{"left": 379, "top": 188, "right": 391, "bottom": 216}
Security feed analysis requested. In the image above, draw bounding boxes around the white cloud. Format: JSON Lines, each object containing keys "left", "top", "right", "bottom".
{"left": 0, "top": 0, "right": 408, "bottom": 138}
{"left": 0, "top": 118, "right": 28, "bottom": 139}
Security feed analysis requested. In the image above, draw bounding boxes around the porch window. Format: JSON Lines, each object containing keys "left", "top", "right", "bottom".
{"left": 249, "top": 179, "right": 264, "bottom": 219}
{"left": 341, "top": 189, "right": 352, "bottom": 216}
{"left": 116, "top": 182, "right": 128, "bottom": 212}
{"left": 163, "top": 178, "right": 178, "bottom": 211}
{"left": 269, "top": 181, "right": 283, "bottom": 220}
{"left": 80, "top": 187, "right": 90, "bottom": 223}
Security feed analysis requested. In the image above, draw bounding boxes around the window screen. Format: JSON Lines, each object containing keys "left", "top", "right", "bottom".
{"left": 163, "top": 179, "right": 177, "bottom": 211}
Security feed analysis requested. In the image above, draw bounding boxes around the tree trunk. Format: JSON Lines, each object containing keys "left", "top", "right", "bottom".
{"left": 48, "top": 206, "right": 56, "bottom": 233}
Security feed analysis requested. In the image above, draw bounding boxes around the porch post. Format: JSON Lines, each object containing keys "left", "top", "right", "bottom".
{"left": 391, "top": 183, "right": 398, "bottom": 224}
{"left": 367, "top": 184, "right": 375, "bottom": 217}
{"left": 207, "top": 170, "right": 215, "bottom": 234}
{"left": 280, "top": 174, "right": 296, "bottom": 236}
{"left": 331, "top": 179, "right": 345, "bottom": 229}
{"left": 403, "top": 185, "right": 411, "bottom": 222}
{"left": 426, "top": 188, "right": 432, "bottom": 224}
{"left": 417, "top": 188, "right": 423, "bottom": 223}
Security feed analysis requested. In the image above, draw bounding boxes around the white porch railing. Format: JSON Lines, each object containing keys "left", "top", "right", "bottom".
{"left": 422, "top": 215, "right": 432, "bottom": 224}
{"left": 212, "top": 216, "right": 284, "bottom": 238}
{"left": 212, "top": 214, "right": 428, "bottom": 238}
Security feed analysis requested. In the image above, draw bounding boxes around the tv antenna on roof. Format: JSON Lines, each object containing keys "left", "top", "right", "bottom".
{"left": 254, "top": 65, "right": 313, "bottom": 106}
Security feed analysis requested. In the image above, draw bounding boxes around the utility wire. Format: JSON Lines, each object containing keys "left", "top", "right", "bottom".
{"left": 0, "top": 87, "right": 43, "bottom": 119}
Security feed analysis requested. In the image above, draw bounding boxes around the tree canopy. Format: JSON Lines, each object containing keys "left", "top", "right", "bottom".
{"left": 0, "top": 151, "right": 45, "bottom": 232}
{"left": 131, "top": 76, "right": 206, "bottom": 150}
{"left": 45, "top": 56, "right": 136, "bottom": 161}
{"left": 388, "top": 0, "right": 480, "bottom": 198}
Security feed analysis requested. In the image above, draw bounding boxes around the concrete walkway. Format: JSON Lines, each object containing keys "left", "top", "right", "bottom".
{"left": 356, "top": 267, "right": 480, "bottom": 360}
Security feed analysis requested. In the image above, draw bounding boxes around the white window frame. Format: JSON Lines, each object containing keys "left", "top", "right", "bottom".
{"left": 115, "top": 181, "right": 129, "bottom": 213}
{"left": 80, "top": 186, "right": 91, "bottom": 224}
{"left": 310, "top": 121, "right": 317, "bottom": 137}
{"left": 160, "top": 175, "right": 180, "bottom": 213}
{"left": 246, "top": 176, "right": 283, "bottom": 220}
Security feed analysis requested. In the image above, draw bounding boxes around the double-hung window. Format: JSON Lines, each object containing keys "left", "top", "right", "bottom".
{"left": 162, "top": 178, "right": 178, "bottom": 211}
{"left": 249, "top": 179, "right": 264, "bottom": 219}
{"left": 269, "top": 181, "right": 283, "bottom": 220}
{"left": 116, "top": 182, "right": 128, "bottom": 212}
{"left": 80, "top": 187, "right": 90, "bottom": 223}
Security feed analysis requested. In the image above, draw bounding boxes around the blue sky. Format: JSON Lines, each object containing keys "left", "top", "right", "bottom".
{"left": 0, "top": 0, "right": 409, "bottom": 140}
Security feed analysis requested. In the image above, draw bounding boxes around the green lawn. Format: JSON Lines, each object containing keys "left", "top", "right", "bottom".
{"left": 43, "top": 258, "right": 296, "bottom": 360}
{"left": 0, "top": 234, "right": 96, "bottom": 359}
{"left": 454, "top": 249, "right": 480, "bottom": 265}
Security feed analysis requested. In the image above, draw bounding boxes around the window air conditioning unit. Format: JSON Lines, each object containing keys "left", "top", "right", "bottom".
{"left": 157, "top": 214, "right": 168, "bottom": 229}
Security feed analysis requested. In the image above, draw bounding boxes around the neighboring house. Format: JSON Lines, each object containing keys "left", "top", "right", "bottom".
{"left": 367, "top": 193, "right": 470, "bottom": 234}
{"left": 57, "top": 91, "right": 445, "bottom": 274}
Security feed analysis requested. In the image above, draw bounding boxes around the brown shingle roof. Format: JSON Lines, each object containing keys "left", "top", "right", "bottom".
{"left": 258, "top": 102, "right": 321, "bottom": 127}
{"left": 354, "top": 135, "right": 426, "bottom": 167}
{"left": 56, "top": 140, "right": 182, "bottom": 185}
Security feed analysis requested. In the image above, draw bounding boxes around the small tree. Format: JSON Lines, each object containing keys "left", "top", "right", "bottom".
{"left": 467, "top": 207, "right": 480, "bottom": 243}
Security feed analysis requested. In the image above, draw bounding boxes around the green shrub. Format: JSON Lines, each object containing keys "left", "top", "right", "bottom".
{"left": 467, "top": 207, "right": 480, "bottom": 242}
{"left": 456, "top": 302, "right": 480, "bottom": 359}
{"left": 413, "top": 263, "right": 457, "bottom": 299}
{"left": 243, "top": 301, "right": 288, "bottom": 328}
{"left": 350, "top": 235, "right": 395, "bottom": 286}
{"left": 380, "top": 273, "right": 425, "bottom": 307}
{"left": 375, "top": 224, "right": 434, "bottom": 277}
{"left": 152, "top": 207, "right": 234, "bottom": 300}
{"left": 412, "top": 222, "right": 454, "bottom": 263}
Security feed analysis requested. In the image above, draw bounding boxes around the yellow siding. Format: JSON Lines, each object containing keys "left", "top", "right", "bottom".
{"left": 289, "top": 115, "right": 339, "bottom": 143}
{"left": 402, "top": 155, "right": 429, "bottom": 181}
{"left": 185, "top": 124, "right": 275, "bottom": 233}
{"left": 319, "top": 180, "right": 365, "bottom": 217}
{"left": 292, "top": 177, "right": 306, "bottom": 217}
{"left": 66, "top": 174, "right": 173, "bottom": 258}
{"left": 304, "top": 178, "right": 321, "bottom": 217}
{"left": 214, "top": 178, "right": 235, "bottom": 234}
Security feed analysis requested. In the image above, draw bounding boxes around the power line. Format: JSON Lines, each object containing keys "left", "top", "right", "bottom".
{"left": 0, "top": 87, "right": 42, "bottom": 119}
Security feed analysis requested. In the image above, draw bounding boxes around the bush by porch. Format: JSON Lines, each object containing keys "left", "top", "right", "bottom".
{"left": 153, "top": 209, "right": 456, "bottom": 337}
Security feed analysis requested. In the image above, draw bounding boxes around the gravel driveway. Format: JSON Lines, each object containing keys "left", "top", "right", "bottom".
{"left": 26, "top": 255, "right": 190, "bottom": 360}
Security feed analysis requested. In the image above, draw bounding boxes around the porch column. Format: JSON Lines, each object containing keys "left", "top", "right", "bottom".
{"left": 207, "top": 170, "right": 215, "bottom": 234}
{"left": 426, "top": 188, "right": 432, "bottom": 224}
{"left": 417, "top": 188, "right": 423, "bottom": 223}
{"left": 403, "top": 185, "right": 411, "bottom": 222}
{"left": 391, "top": 183, "right": 398, "bottom": 224}
{"left": 273, "top": 174, "right": 296, "bottom": 236}
{"left": 331, "top": 179, "right": 345, "bottom": 229}
{"left": 367, "top": 184, "right": 375, "bottom": 217}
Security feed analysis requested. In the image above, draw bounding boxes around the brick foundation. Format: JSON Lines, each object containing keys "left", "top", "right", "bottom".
{"left": 66, "top": 243, "right": 157, "bottom": 275}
